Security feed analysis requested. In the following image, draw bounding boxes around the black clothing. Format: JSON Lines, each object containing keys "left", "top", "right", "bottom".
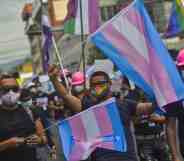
{"left": 0, "top": 106, "right": 39, "bottom": 161}
{"left": 82, "top": 96, "right": 138, "bottom": 161}
{"left": 165, "top": 101, "right": 184, "bottom": 157}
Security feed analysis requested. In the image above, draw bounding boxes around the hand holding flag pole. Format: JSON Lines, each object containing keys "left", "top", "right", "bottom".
{"left": 41, "top": 4, "right": 70, "bottom": 90}
{"left": 52, "top": 37, "right": 70, "bottom": 90}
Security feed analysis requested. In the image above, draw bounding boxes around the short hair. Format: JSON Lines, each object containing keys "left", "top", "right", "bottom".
{"left": 0, "top": 74, "right": 17, "bottom": 85}
{"left": 90, "top": 71, "right": 110, "bottom": 84}
{"left": 0, "top": 74, "right": 14, "bottom": 81}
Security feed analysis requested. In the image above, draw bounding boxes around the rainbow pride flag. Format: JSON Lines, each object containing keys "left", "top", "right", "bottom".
{"left": 165, "top": 0, "right": 184, "bottom": 37}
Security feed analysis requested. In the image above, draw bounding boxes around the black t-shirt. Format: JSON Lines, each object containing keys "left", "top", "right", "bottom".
{"left": 82, "top": 96, "right": 138, "bottom": 161}
{"left": 0, "top": 106, "right": 39, "bottom": 161}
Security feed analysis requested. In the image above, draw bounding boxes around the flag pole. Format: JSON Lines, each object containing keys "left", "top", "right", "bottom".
{"left": 52, "top": 37, "right": 70, "bottom": 90}
{"left": 79, "top": 0, "right": 86, "bottom": 89}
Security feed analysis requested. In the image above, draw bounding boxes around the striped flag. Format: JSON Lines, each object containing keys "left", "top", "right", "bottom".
{"left": 165, "top": 0, "right": 184, "bottom": 37}
{"left": 58, "top": 98, "right": 127, "bottom": 161}
{"left": 64, "top": 0, "right": 100, "bottom": 35}
{"left": 90, "top": 0, "right": 184, "bottom": 107}
{"left": 42, "top": 15, "right": 53, "bottom": 72}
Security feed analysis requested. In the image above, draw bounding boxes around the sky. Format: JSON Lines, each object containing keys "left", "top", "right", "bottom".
{"left": 0, "top": 0, "right": 32, "bottom": 71}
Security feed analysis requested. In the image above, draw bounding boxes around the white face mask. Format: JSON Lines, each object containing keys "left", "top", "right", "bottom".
{"left": 1, "top": 91, "right": 20, "bottom": 107}
{"left": 21, "top": 99, "right": 33, "bottom": 108}
{"left": 72, "top": 85, "right": 85, "bottom": 94}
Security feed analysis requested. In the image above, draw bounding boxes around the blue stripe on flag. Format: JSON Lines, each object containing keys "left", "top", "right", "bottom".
{"left": 106, "top": 101, "right": 127, "bottom": 152}
{"left": 135, "top": 1, "right": 184, "bottom": 100}
{"left": 58, "top": 120, "right": 74, "bottom": 159}
{"left": 91, "top": 32, "right": 155, "bottom": 100}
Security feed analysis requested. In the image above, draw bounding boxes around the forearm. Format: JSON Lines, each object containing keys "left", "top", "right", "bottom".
{"left": 166, "top": 117, "right": 181, "bottom": 160}
{"left": 149, "top": 115, "right": 166, "bottom": 124}
{"left": 0, "top": 139, "right": 16, "bottom": 152}
{"left": 50, "top": 77, "right": 68, "bottom": 97}
{"left": 35, "top": 119, "right": 47, "bottom": 145}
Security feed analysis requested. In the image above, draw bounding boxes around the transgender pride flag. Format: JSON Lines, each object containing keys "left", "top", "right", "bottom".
{"left": 91, "top": 0, "right": 184, "bottom": 107}
{"left": 58, "top": 98, "right": 127, "bottom": 161}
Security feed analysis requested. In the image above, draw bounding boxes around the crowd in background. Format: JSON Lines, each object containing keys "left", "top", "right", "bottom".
{"left": 1, "top": 49, "right": 184, "bottom": 161}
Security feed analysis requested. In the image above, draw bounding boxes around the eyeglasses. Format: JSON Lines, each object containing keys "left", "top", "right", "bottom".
{"left": 0, "top": 86, "right": 19, "bottom": 94}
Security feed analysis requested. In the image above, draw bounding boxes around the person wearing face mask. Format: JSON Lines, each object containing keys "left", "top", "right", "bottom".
{"left": 71, "top": 71, "right": 86, "bottom": 99}
{"left": 49, "top": 65, "right": 154, "bottom": 161}
{"left": 0, "top": 74, "right": 47, "bottom": 161}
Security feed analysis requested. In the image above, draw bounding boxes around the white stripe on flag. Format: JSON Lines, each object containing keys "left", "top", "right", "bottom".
{"left": 81, "top": 110, "right": 100, "bottom": 140}
{"left": 112, "top": 14, "right": 149, "bottom": 62}
{"left": 75, "top": 0, "right": 89, "bottom": 34}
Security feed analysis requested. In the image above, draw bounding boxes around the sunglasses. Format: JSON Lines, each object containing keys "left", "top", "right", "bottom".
{"left": 91, "top": 80, "right": 108, "bottom": 87}
{"left": 0, "top": 86, "right": 19, "bottom": 94}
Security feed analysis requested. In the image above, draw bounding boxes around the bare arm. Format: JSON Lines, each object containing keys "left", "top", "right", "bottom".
{"left": 149, "top": 114, "right": 166, "bottom": 124}
{"left": 0, "top": 137, "right": 25, "bottom": 152}
{"left": 166, "top": 117, "right": 182, "bottom": 161}
{"left": 35, "top": 118, "right": 47, "bottom": 144}
{"left": 48, "top": 65, "right": 82, "bottom": 112}
{"left": 136, "top": 102, "right": 154, "bottom": 115}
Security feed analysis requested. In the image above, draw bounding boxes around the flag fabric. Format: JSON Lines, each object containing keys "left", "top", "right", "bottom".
{"left": 41, "top": 15, "right": 53, "bottom": 72}
{"left": 64, "top": 0, "right": 100, "bottom": 35}
{"left": 58, "top": 98, "right": 127, "bottom": 161}
{"left": 90, "top": 0, "right": 184, "bottom": 107}
{"left": 165, "top": 0, "right": 184, "bottom": 37}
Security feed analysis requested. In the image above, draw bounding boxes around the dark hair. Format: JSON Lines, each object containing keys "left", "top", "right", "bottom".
{"left": 90, "top": 71, "right": 110, "bottom": 83}
{"left": 0, "top": 74, "right": 14, "bottom": 81}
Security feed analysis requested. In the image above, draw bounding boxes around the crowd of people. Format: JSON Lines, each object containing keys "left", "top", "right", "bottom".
{"left": 1, "top": 50, "right": 184, "bottom": 161}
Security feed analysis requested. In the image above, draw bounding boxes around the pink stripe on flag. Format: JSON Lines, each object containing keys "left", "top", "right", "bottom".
{"left": 68, "top": 117, "right": 86, "bottom": 141}
{"left": 93, "top": 106, "right": 114, "bottom": 149}
{"left": 99, "top": 142, "right": 115, "bottom": 150}
{"left": 69, "top": 116, "right": 87, "bottom": 161}
{"left": 69, "top": 116, "right": 87, "bottom": 142}
{"left": 69, "top": 143, "right": 86, "bottom": 161}
{"left": 102, "top": 24, "right": 152, "bottom": 85}
{"left": 126, "top": 8, "right": 177, "bottom": 102}
{"left": 89, "top": 0, "right": 100, "bottom": 33}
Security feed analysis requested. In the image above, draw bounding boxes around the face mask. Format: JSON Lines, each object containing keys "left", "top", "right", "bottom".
{"left": 91, "top": 84, "right": 109, "bottom": 100}
{"left": 21, "top": 99, "right": 32, "bottom": 108}
{"left": 72, "top": 85, "right": 85, "bottom": 94}
{"left": 1, "top": 90, "right": 20, "bottom": 107}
